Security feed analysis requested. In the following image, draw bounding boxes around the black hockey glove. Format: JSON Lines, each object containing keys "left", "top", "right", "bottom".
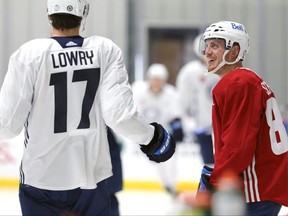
{"left": 169, "top": 118, "right": 184, "bottom": 142}
{"left": 140, "top": 122, "right": 176, "bottom": 163}
{"left": 197, "top": 165, "right": 214, "bottom": 195}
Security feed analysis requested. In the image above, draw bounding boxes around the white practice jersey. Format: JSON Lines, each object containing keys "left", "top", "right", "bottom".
{"left": 176, "top": 60, "right": 219, "bottom": 132}
{"left": 132, "top": 81, "right": 182, "bottom": 130}
{"left": 0, "top": 36, "right": 154, "bottom": 190}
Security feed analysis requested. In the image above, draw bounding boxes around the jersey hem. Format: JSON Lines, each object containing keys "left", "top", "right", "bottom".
{"left": 21, "top": 172, "right": 113, "bottom": 191}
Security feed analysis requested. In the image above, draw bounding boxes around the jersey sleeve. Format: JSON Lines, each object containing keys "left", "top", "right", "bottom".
{"left": 100, "top": 42, "right": 154, "bottom": 144}
{"left": 210, "top": 79, "right": 262, "bottom": 184}
{"left": 0, "top": 49, "right": 34, "bottom": 139}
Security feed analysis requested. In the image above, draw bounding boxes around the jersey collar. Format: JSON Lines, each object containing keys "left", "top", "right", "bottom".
{"left": 51, "top": 36, "right": 84, "bottom": 48}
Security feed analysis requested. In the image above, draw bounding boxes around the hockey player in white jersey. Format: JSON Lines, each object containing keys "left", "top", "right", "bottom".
{"left": 0, "top": 0, "right": 176, "bottom": 215}
{"left": 132, "top": 63, "right": 184, "bottom": 196}
{"left": 176, "top": 34, "right": 219, "bottom": 167}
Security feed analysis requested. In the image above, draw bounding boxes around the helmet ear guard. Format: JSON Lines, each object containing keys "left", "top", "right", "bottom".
{"left": 83, "top": 3, "right": 90, "bottom": 17}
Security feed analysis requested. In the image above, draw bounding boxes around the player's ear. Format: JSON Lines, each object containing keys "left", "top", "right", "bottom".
{"left": 231, "top": 44, "right": 240, "bottom": 60}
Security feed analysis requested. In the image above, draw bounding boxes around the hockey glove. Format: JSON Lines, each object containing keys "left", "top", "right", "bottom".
{"left": 169, "top": 118, "right": 184, "bottom": 142}
{"left": 197, "top": 165, "right": 214, "bottom": 193}
{"left": 140, "top": 122, "right": 176, "bottom": 163}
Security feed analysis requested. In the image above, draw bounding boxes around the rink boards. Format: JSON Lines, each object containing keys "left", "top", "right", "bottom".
{"left": 0, "top": 132, "right": 202, "bottom": 192}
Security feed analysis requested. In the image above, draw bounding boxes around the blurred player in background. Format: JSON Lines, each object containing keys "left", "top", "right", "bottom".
{"left": 176, "top": 34, "right": 219, "bottom": 167}
{"left": 0, "top": 0, "right": 176, "bottom": 215}
{"left": 198, "top": 20, "right": 288, "bottom": 215}
{"left": 132, "top": 63, "right": 184, "bottom": 196}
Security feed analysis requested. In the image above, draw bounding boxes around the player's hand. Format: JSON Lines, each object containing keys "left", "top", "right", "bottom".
{"left": 170, "top": 118, "right": 184, "bottom": 142}
{"left": 197, "top": 166, "right": 214, "bottom": 193}
{"left": 140, "top": 122, "right": 176, "bottom": 163}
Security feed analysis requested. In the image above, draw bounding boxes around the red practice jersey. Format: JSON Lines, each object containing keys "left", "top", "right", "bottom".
{"left": 210, "top": 67, "right": 288, "bottom": 206}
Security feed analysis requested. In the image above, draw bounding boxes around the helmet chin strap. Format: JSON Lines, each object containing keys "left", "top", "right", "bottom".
{"left": 204, "top": 50, "right": 240, "bottom": 75}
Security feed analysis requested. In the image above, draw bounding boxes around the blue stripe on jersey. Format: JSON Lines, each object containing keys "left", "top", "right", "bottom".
{"left": 24, "top": 112, "right": 30, "bottom": 148}
{"left": 20, "top": 161, "right": 25, "bottom": 184}
{"left": 51, "top": 36, "right": 84, "bottom": 48}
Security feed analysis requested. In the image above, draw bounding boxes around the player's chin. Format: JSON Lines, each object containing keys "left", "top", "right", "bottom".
{"left": 207, "top": 67, "right": 215, "bottom": 73}
{"left": 207, "top": 61, "right": 216, "bottom": 70}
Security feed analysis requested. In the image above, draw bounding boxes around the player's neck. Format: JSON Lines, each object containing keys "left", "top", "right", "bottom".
{"left": 217, "top": 62, "right": 243, "bottom": 78}
{"left": 52, "top": 27, "right": 80, "bottom": 37}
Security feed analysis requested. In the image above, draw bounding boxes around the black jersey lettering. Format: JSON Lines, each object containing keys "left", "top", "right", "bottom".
{"left": 49, "top": 68, "right": 100, "bottom": 133}
{"left": 51, "top": 50, "right": 94, "bottom": 69}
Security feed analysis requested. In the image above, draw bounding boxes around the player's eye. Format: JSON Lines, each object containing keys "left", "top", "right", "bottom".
{"left": 208, "top": 42, "right": 219, "bottom": 50}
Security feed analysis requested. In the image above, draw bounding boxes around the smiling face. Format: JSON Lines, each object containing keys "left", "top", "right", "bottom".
{"left": 204, "top": 38, "right": 242, "bottom": 77}
{"left": 204, "top": 39, "right": 226, "bottom": 74}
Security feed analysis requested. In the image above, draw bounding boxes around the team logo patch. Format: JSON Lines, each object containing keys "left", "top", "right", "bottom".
{"left": 54, "top": 5, "right": 60, "bottom": 12}
{"left": 67, "top": 5, "right": 73, "bottom": 12}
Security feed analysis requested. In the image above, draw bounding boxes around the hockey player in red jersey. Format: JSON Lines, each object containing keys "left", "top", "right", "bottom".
{"left": 198, "top": 21, "right": 288, "bottom": 215}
